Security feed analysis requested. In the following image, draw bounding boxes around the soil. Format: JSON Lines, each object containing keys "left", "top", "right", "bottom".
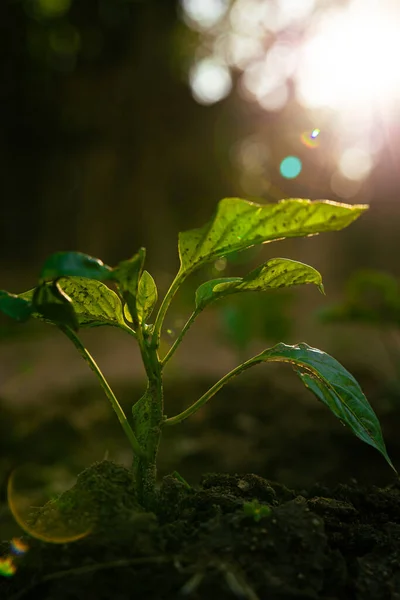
{"left": 1, "top": 374, "right": 400, "bottom": 599}
{"left": 1, "top": 460, "right": 400, "bottom": 599}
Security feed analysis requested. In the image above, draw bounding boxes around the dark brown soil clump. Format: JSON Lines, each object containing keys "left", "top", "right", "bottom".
{"left": 1, "top": 460, "right": 400, "bottom": 600}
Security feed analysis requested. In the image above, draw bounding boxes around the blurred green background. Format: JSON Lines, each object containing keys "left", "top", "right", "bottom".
{"left": 2, "top": 0, "right": 400, "bottom": 530}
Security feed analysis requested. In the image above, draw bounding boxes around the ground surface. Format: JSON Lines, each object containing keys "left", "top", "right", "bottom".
{"left": 1, "top": 460, "right": 400, "bottom": 599}
{"left": 1, "top": 370, "right": 400, "bottom": 599}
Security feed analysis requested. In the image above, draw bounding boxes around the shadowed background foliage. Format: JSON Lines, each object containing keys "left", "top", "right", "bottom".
{"left": 2, "top": 0, "right": 400, "bottom": 277}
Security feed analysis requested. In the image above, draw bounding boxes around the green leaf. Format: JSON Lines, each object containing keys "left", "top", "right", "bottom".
{"left": 40, "top": 251, "right": 112, "bottom": 281}
{"left": 195, "top": 258, "right": 323, "bottom": 311}
{"left": 32, "top": 281, "right": 79, "bottom": 331}
{"left": 0, "top": 291, "right": 32, "bottom": 322}
{"left": 58, "top": 277, "right": 127, "bottom": 329}
{"left": 179, "top": 197, "right": 368, "bottom": 276}
{"left": 111, "top": 248, "right": 146, "bottom": 325}
{"left": 251, "top": 342, "right": 395, "bottom": 471}
{"left": 136, "top": 270, "right": 158, "bottom": 323}
{"left": 20, "top": 278, "right": 128, "bottom": 331}
{"left": 195, "top": 277, "right": 242, "bottom": 311}
{"left": 124, "top": 303, "right": 133, "bottom": 323}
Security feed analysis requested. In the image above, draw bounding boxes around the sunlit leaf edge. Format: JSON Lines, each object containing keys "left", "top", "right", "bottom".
{"left": 178, "top": 197, "right": 368, "bottom": 276}
{"left": 252, "top": 342, "right": 395, "bottom": 472}
{"left": 195, "top": 258, "right": 324, "bottom": 311}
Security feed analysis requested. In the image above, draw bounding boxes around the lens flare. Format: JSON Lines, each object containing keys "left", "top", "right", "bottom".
{"left": 7, "top": 466, "right": 92, "bottom": 544}
{"left": 0, "top": 557, "right": 16, "bottom": 577}
{"left": 280, "top": 156, "right": 302, "bottom": 179}
{"left": 10, "top": 538, "right": 29, "bottom": 556}
{"left": 301, "top": 129, "right": 321, "bottom": 148}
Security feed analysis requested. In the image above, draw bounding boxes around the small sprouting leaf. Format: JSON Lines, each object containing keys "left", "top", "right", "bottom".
{"left": 57, "top": 277, "right": 127, "bottom": 329}
{"left": 243, "top": 500, "right": 271, "bottom": 522}
{"left": 124, "top": 303, "right": 133, "bottom": 323}
{"left": 111, "top": 248, "right": 146, "bottom": 325}
{"left": 0, "top": 291, "right": 32, "bottom": 322}
{"left": 32, "top": 281, "right": 79, "bottom": 331}
{"left": 40, "top": 252, "right": 112, "bottom": 281}
{"left": 178, "top": 197, "right": 368, "bottom": 276}
{"left": 195, "top": 258, "right": 323, "bottom": 311}
{"left": 252, "top": 342, "right": 395, "bottom": 471}
{"left": 136, "top": 271, "right": 158, "bottom": 323}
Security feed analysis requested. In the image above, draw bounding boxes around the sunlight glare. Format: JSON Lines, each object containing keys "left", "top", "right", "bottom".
{"left": 258, "top": 83, "right": 288, "bottom": 111}
{"left": 240, "top": 41, "right": 295, "bottom": 110}
{"left": 267, "top": 42, "right": 297, "bottom": 78}
{"left": 330, "top": 171, "right": 363, "bottom": 199}
{"left": 338, "top": 147, "right": 374, "bottom": 181}
{"left": 190, "top": 58, "right": 232, "bottom": 104}
{"left": 181, "top": 0, "right": 230, "bottom": 29}
{"left": 227, "top": 33, "right": 264, "bottom": 69}
{"left": 273, "top": 0, "right": 316, "bottom": 31}
{"left": 241, "top": 58, "right": 285, "bottom": 100}
{"left": 230, "top": 0, "right": 315, "bottom": 35}
{"left": 296, "top": 0, "right": 400, "bottom": 111}
{"left": 230, "top": 0, "right": 272, "bottom": 37}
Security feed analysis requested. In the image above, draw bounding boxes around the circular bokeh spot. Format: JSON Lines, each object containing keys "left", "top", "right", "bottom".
{"left": 280, "top": 156, "right": 302, "bottom": 179}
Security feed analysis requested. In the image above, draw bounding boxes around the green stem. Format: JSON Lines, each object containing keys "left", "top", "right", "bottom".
{"left": 119, "top": 323, "right": 138, "bottom": 339}
{"left": 60, "top": 325, "right": 145, "bottom": 458}
{"left": 131, "top": 376, "right": 163, "bottom": 509}
{"left": 129, "top": 323, "right": 164, "bottom": 508}
{"left": 161, "top": 309, "right": 200, "bottom": 367}
{"left": 163, "top": 355, "right": 259, "bottom": 426}
{"left": 152, "top": 270, "right": 186, "bottom": 347}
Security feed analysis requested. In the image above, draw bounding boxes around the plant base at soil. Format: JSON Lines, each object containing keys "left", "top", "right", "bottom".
{"left": 1, "top": 460, "right": 400, "bottom": 599}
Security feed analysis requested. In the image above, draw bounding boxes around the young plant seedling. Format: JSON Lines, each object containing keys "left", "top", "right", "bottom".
{"left": 243, "top": 500, "right": 272, "bottom": 522}
{"left": 0, "top": 197, "right": 396, "bottom": 509}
